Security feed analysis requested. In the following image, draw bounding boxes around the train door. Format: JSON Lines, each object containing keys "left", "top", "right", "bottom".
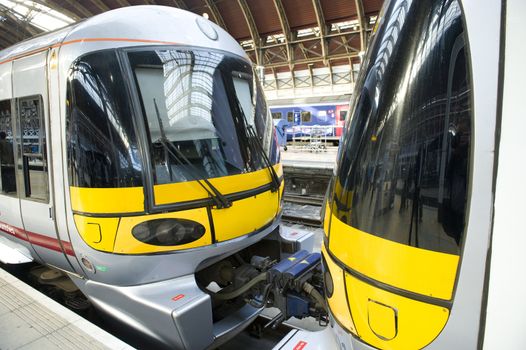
{"left": 293, "top": 111, "right": 300, "bottom": 125}
{"left": 11, "top": 51, "right": 69, "bottom": 269}
{"left": 0, "top": 62, "right": 35, "bottom": 263}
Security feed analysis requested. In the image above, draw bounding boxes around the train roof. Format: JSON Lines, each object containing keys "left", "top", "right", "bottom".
{"left": 0, "top": 6, "right": 247, "bottom": 65}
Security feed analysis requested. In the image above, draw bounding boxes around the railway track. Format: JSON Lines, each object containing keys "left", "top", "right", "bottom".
{"left": 281, "top": 214, "right": 322, "bottom": 227}
{"left": 281, "top": 165, "right": 329, "bottom": 227}
{"left": 283, "top": 194, "right": 324, "bottom": 206}
{"left": 281, "top": 199, "right": 323, "bottom": 227}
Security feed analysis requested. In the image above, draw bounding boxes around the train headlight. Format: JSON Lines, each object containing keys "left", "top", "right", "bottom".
{"left": 132, "top": 219, "right": 206, "bottom": 246}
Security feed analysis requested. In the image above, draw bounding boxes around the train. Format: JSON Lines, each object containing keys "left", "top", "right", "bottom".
{"left": 305, "top": 0, "right": 525, "bottom": 349}
{"left": 271, "top": 104, "right": 349, "bottom": 141}
{"left": 0, "top": 6, "right": 293, "bottom": 349}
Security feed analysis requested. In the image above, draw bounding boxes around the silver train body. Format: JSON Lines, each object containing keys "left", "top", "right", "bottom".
{"left": 0, "top": 6, "right": 286, "bottom": 349}
{"left": 276, "top": 0, "right": 526, "bottom": 349}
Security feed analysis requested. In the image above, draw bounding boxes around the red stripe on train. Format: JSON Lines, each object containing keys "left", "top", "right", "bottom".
{"left": 0, "top": 220, "right": 75, "bottom": 256}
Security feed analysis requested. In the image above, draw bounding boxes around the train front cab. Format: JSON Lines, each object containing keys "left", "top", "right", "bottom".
{"left": 322, "top": 0, "right": 502, "bottom": 349}
{"left": 67, "top": 46, "right": 283, "bottom": 257}
{"left": 56, "top": 27, "right": 284, "bottom": 348}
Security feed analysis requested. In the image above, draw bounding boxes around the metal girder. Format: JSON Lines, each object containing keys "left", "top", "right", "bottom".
{"left": 203, "top": 0, "right": 226, "bottom": 29}
{"left": 0, "top": 18, "right": 31, "bottom": 42}
{"left": 308, "top": 64, "right": 314, "bottom": 87}
{"left": 0, "top": 31, "right": 14, "bottom": 48}
{"left": 311, "top": 0, "right": 328, "bottom": 65}
{"left": 0, "top": 6, "right": 40, "bottom": 37}
{"left": 272, "top": 68, "right": 278, "bottom": 90}
{"left": 114, "top": 0, "right": 131, "bottom": 7}
{"left": 61, "top": 0, "right": 94, "bottom": 18}
{"left": 88, "top": 0, "right": 111, "bottom": 13}
{"left": 265, "top": 47, "right": 288, "bottom": 63}
{"left": 298, "top": 43, "right": 308, "bottom": 59}
{"left": 265, "top": 52, "right": 359, "bottom": 69}
{"left": 236, "top": 0, "right": 262, "bottom": 65}
{"left": 333, "top": 33, "right": 360, "bottom": 53}
{"left": 272, "top": 0, "right": 293, "bottom": 70}
{"left": 254, "top": 29, "right": 360, "bottom": 50}
{"left": 171, "top": 0, "right": 188, "bottom": 9}
{"left": 328, "top": 61, "right": 334, "bottom": 85}
{"left": 354, "top": 0, "right": 367, "bottom": 53}
{"left": 20, "top": 1, "right": 81, "bottom": 21}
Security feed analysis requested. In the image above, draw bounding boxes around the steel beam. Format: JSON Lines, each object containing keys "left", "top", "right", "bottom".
{"left": 354, "top": 0, "right": 367, "bottom": 53}
{"left": 0, "top": 7, "right": 39, "bottom": 37}
{"left": 308, "top": 64, "right": 314, "bottom": 87}
{"left": 89, "top": 0, "right": 111, "bottom": 13}
{"left": 311, "top": 0, "right": 328, "bottom": 65}
{"left": 114, "top": 0, "right": 131, "bottom": 7}
{"left": 0, "top": 30, "right": 14, "bottom": 48}
{"left": 21, "top": 1, "right": 81, "bottom": 21}
{"left": 272, "top": 0, "right": 293, "bottom": 70}
{"left": 0, "top": 18, "right": 31, "bottom": 41}
{"left": 171, "top": 0, "right": 188, "bottom": 10}
{"left": 61, "top": 0, "right": 94, "bottom": 18}
{"left": 203, "top": 0, "right": 226, "bottom": 29}
{"left": 264, "top": 52, "right": 359, "bottom": 69}
{"left": 236, "top": 0, "right": 262, "bottom": 65}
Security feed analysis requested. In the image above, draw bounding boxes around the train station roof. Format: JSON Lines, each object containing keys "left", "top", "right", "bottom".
{"left": 0, "top": 0, "right": 384, "bottom": 103}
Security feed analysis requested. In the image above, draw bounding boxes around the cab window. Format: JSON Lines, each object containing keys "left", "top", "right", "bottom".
{"left": 333, "top": 0, "right": 471, "bottom": 255}
{"left": 66, "top": 50, "right": 143, "bottom": 188}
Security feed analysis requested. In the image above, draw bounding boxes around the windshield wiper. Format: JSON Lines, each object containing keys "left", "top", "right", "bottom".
{"left": 153, "top": 99, "right": 232, "bottom": 209}
{"left": 233, "top": 96, "right": 281, "bottom": 192}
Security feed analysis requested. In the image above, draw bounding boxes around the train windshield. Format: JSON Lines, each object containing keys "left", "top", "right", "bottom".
{"left": 332, "top": 0, "right": 472, "bottom": 255}
{"left": 67, "top": 50, "right": 143, "bottom": 188}
{"left": 127, "top": 48, "right": 278, "bottom": 185}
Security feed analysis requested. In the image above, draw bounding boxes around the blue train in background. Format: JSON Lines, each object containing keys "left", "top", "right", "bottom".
{"left": 270, "top": 103, "right": 349, "bottom": 145}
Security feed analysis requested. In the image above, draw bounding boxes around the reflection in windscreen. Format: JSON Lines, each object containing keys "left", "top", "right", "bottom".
{"left": 131, "top": 49, "right": 263, "bottom": 185}
{"left": 332, "top": 0, "right": 471, "bottom": 255}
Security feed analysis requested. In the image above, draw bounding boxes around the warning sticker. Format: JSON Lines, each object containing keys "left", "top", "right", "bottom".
{"left": 293, "top": 340, "right": 308, "bottom": 350}
{"left": 171, "top": 294, "right": 185, "bottom": 302}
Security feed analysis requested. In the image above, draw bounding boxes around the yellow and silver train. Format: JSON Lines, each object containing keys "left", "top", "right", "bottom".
{"left": 318, "top": 0, "right": 525, "bottom": 349}
{"left": 0, "top": 6, "right": 284, "bottom": 349}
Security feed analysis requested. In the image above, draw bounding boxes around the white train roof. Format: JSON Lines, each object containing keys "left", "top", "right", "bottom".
{"left": 0, "top": 6, "right": 248, "bottom": 64}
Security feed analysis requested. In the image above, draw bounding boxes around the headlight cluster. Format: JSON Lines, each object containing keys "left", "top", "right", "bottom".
{"left": 132, "top": 219, "right": 206, "bottom": 246}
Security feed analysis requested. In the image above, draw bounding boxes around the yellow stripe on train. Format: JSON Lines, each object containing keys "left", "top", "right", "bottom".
{"left": 328, "top": 213, "right": 459, "bottom": 300}
{"left": 73, "top": 186, "right": 281, "bottom": 254}
{"left": 70, "top": 164, "right": 283, "bottom": 213}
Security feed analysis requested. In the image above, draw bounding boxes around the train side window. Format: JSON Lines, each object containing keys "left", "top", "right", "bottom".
{"left": 301, "top": 111, "right": 311, "bottom": 123}
{"left": 17, "top": 96, "right": 48, "bottom": 202}
{"left": 0, "top": 100, "right": 17, "bottom": 196}
{"left": 272, "top": 112, "right": 282, "bottom": 119}
{"left": 287, "top": 112, "right": 294, "bottom": 123}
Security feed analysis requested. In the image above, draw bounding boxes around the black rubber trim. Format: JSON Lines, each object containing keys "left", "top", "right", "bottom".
{"left": 325, "top": 244, "right": 453, "bottom": 309}
{"left": 206, "top": 205, "right": 216, "bottom": 244}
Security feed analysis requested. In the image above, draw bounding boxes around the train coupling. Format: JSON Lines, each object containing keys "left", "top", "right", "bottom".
{"left": 208, "top": 249, "right": 328, "bottom": 328}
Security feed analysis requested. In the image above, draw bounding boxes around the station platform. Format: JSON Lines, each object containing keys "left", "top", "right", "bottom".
{"left": 0, "top": 268, "right": 133, "bottom": 350}
{"left": 280, "top": 146, "right": 338, "bottom": 169}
